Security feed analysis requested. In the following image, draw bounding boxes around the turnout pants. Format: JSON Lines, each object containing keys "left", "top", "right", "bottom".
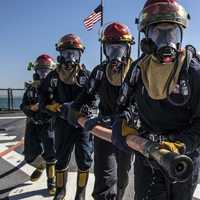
{"left": 54, "top": 118, "right": 93, "bottom": 171}
{"left": 92, "top": 137, "right": 133, "bottom": 200}
{"left": 134, "top": 152, "right": 199, "bottom": 200}
{"left": 24, "top": 119, "right": 56, "bottom": 166}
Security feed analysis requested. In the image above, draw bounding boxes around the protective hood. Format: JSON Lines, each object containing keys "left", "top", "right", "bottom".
{"left": 138, "top": 50, "right": 186, "bottom": 100}
{"left": 106, "top": 58, "right": 132, "bottom": 86}
{"left": 57, "top": 64, "right": 81, "bottom": 85}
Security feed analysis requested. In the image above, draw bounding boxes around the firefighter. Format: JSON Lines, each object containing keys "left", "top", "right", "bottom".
{"left": 67, "top": 22, "right": 135, "bottom": 200}
{"left": 39, "top": 34, "right": 93, "bottom": 200}
{"left": 21, "top": 54, "right": 56, "bottom": 195}
{"left": 112, "top": 0, "right": 200, "bottom": 199}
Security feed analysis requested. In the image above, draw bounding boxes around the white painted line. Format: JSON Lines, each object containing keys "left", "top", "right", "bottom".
{"left": 3, "top": 151, "right": 34, "bottom": 176}
{"left": 3, "top": 150, "right": 94, "bottom": 200}
{"left": 0, "top": 134, "right": 18, "bottom": 153}
{"left": 0, "top": 144, "right": 8, "bottom": 152}
{"left": 193, "top": 184, "right": 200, "bottom": 199}
{"left": 3, "top": 150, "right": 200, "bottom": 200}
{"left": 0, "top": 135, "right": 16, "bottom": 140}
{"left": 0, "top": 116, "right": 26, "bottom": 120}
{"left": 66, "top": 172, "right": 94, "bottom": 200}
{"left": 9, "top": 172, "right": 94, "bottom": 200}
{"left": 9, "top": 178, "right": 51, "bottom": 200}
{"left": 0, "top": 141, "right": 19, "bottom": 146}
{"left": 0, "top": 133, "right": 7, "bottom": 136}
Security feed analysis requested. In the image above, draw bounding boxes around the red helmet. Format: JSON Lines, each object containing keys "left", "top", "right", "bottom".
{"left": 138, "top": 0, "right": 190, "bottom": 32}
{"left": 101, "top": 22, "right": 134, "bottom": 44}
{"left": 144, "top": 0, "right": 175, "bottom": 7}
{"left": 56, "top": 34, "right": 85, "bottom": 52}
{"left": 34, "top": 54, "right": 56, "bottom": 70}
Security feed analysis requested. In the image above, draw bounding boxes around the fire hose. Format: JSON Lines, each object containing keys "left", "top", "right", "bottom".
{"left": 78, "top": 116, "right": 193, "bottom": 182}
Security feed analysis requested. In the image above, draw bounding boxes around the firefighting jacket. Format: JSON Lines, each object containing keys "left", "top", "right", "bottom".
{"left": 124, "top": 56, "right": 200, "bottom": 154}
{"left": 39, "top": 68, "right": 89, "bottom": 118}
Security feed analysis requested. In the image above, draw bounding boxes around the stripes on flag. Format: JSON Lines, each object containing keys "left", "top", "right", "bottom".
{"left": 83, "top": 4, "right": 102, "bottom": 30}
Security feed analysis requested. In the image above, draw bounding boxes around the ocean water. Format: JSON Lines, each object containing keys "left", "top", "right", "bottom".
{"left": 0, "top": 97, "right": 23, "bottom": 110}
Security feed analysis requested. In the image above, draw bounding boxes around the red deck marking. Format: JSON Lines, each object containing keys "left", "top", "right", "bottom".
{"left": 0, "top": 139, "right": 24, "bottom": 157}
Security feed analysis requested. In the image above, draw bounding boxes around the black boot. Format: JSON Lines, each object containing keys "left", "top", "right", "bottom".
{"left": 46, "top": 161, "right": 56, "bottom": 196}
{"left": 30, "top": 163, "right": 45, "bottom": 182}
{"left": 53, "top": 168, "right": 68, "bottom": 200}
{"left": 74, "top": 169, "right": 89, "bottom": 200}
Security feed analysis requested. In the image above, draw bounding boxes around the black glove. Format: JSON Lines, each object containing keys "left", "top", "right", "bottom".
{"left": 112, "top": 119, "right": 132, "bottom": 153}
{"left": 121, "top": 105, "right": 140, "bottom": 128}
{"left": 84, "top": 116, "right": 112, "bottom": 132}
{"left": 67, "top": 104, "right": 82, "bottom": 126}
{"left": 143, "top": 140, "right": 160, "bottom": 158}
{"left": 59, "top": 102, "right": 71, "bottom": 120}
{"left": 84, "top": 117, "right": 102, "bottom": 132}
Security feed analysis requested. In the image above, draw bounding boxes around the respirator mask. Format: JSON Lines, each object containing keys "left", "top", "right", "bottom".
{"left": 105, "top": 43, "right": 128, "bottom": 72}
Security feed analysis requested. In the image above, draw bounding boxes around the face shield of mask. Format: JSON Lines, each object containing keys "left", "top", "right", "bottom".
{"left": 61, "top": 49, "right": 81, "bottom": 67}
{"left": 36, "top": 68, "right": 50, "bottom": 79}
{"left": 147, "top": 23, "right": 182, "bottom": 63}
{"left": 105, "top": 43, "right": 128, "bottom": 63}
{"left": 148, "top": 23, "right": 181, "bottom": 50}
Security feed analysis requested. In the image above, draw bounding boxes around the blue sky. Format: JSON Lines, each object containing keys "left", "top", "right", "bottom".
{"left": 0, "top": 0, "right": 199, "bottom": 88}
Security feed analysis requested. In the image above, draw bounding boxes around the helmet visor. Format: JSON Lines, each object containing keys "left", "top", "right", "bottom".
{"left": 105, "top": 43, "right": 128, "bottom": 62}
{"left": 148, "top": 23, "right": 181, "bottom": 49}
{"left": 61, "top": 49, "right": 81, "bottom": 64}
{"left": 36, "top": 68, "right": 50, "bottom": 79}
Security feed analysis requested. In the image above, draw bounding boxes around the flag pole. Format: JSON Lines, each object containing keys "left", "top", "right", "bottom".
{"left": 100, "top": 0, "right": 104, "bottom": 64}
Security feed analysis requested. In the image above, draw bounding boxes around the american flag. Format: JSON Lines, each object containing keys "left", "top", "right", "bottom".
{"left": 83, "top": 4, "right": 102, "bottom": 30}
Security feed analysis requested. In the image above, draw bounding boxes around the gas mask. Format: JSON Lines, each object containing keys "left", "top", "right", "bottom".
{"left": 104, "top": 43, "right": 128, "bottom": 72}
{"left": 143, "top": 23, "right": 182, "bottom": 64}
{"left": 35, "top": 68, "right": 50, "bottom": 80}
{"left": 58, "top": 49, "right": 81, "bottom": 69}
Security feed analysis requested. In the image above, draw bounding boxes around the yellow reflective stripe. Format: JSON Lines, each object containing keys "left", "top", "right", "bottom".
{"left": 48, "top": 165, "right": 55, "bottom": 179}
{"left": 56, "top": 171, "right": 64, "bottom": 187}
{"left": 78, "top": 170, "right": 89, "bottom": 187}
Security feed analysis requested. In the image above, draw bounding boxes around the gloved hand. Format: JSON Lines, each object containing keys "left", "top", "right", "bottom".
{"left": 121, "top": 105, "right": 140, "bottom": 128}
{"left": 67, "top": 105, "right": 82, "bottom": 126}
{"left": 112, "top": 119, "right": 137, "bottom": 153}
{"left": 46, "top": 103, "right": 62, "bottom": 112}
{"left": 143, "top": 140, "right": 160, "bottom": 158}
{"left": 59, "top": 102, "right": 72, "bottom": 120}
{"left": 84, "top": 117, "right": 104, "bottom": 132}
{"left": 159, "top": 141, "right": 186, "bottom": 154}
{"left": 30, "top": 103, "right": 39, "bottom": 112}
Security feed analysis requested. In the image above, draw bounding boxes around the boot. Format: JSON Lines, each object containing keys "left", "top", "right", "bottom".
{"left": 53, "top": 168, "right": 68, "bottom": 200}
{"left": 74, "top": 169, "right": 89, "bottom": 200}
{"left": 30, "top": 164, "right": 45, "bottom": 182}
{"left": 46, "top": 161, "right": 56, "bottom": 196}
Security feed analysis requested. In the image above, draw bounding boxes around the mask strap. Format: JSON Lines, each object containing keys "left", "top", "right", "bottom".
{"left": 177, "top": 25, "right": 183, "bottom": 50}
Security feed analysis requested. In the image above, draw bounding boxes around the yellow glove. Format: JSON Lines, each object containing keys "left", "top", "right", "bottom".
{"left": 121, "top": 119, "right": 138, "bottom": 137}
{"left": 30, "top": 103, "right": 39, "bottom": 112}
{"left": 46, "top": 103, "right": 62, "bottom": 112}
{"left": 159, "top": 141, "right": 186, "bottom": 154}
{"left": 32, "top": 80, "right": 40, "bottom": 88}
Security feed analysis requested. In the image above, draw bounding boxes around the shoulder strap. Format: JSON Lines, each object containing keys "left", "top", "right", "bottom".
{"left": 128, "top": 54, "right": 146, "bottom": 87}
{"left": 87, "top": 64, "right": 105, "bottom": 95}
{"left": 169, "top": 46, "right": 195, "bottom": 107}
{"left": 50, "top": 72, "right": 58, "bottom": 89}
{"left": 117, "top": 55, "right": 146, "bottom": 107}
{"left": 185, "top": 45, "right": 195, "bottom": 72}
{"left": 179, "top": 45, "right": 197, "bottom": 82}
